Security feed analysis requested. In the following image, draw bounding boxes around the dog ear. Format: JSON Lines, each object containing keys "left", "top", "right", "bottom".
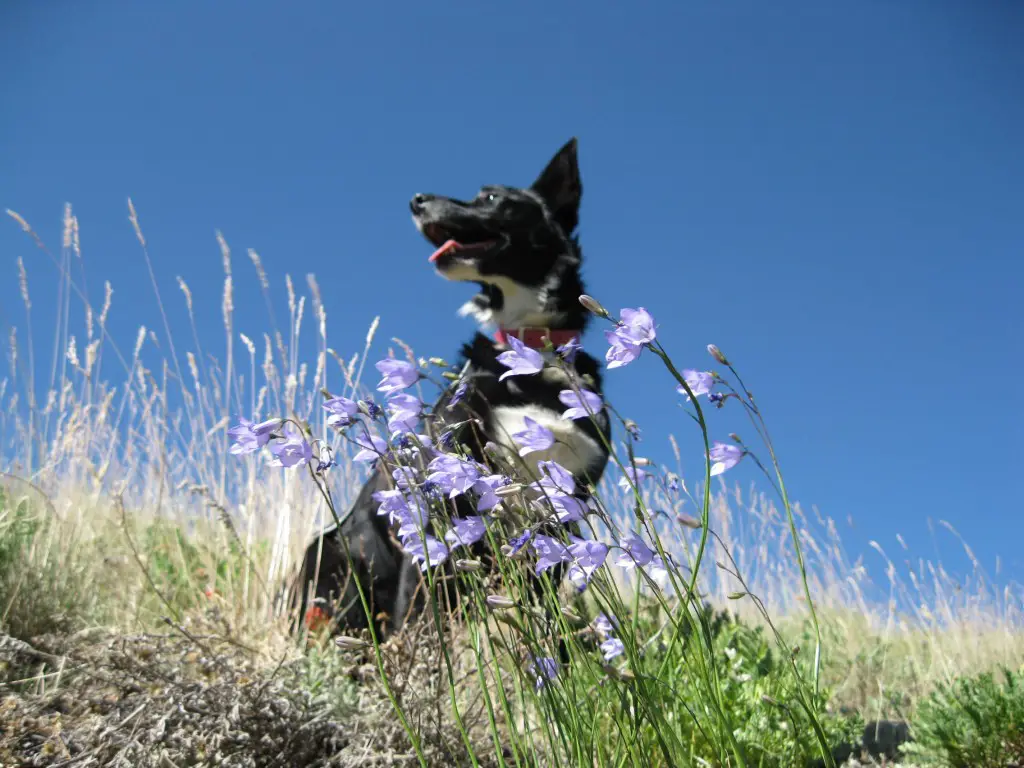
{"left": 532, "top": 137, "right": 582, "bottom": 235}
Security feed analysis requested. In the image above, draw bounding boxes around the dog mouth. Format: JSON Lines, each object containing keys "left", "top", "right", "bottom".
{"left": 422, "top": 223, "right": 497, "bottom": 265}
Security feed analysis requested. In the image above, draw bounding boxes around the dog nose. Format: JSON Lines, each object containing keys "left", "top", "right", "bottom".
{"left": 410, "top": 193, "right": 432, "bottom": 215}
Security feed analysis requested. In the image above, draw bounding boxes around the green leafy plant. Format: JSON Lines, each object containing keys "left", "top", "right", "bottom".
{"left": 902, "top": 666, "right": 1024, "bottom": 767}
{"left": 0, "top": 484, "right": 101, "bottom": 642}
{"left": 682, "top": 607, "right": 863, "bottom": 766}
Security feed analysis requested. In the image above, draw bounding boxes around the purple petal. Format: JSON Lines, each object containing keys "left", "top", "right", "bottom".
{"left": 558, "top": 389, "right": 603, "bottom": 420}
{"left": 617, "top": 466, "right": 651, "bottom": 492}
{"left": 549, "top": 495, "right": 588, "bottom": 523}
{"left": 376, "top": 359, "right": 418, "bottom": 394}
{"left": 676, "top": 370, "right": 715, "bottom": 400}
{"left": 512, "top": 416, "right": 555, "bottom": 456}
{"left": 473, "top": 474, "right": 508, "bottom": 511}
{"left": 614, "top": 533, "right": 655, "bottom": 569}
{"left": 527, "top": 656, "right": 559, "bottom": 689}
{"left": 532, "top": 460, "right": 576, "bottom": 496}
{"left": 532, "top": 534, "right": 571, "bottom": 575}
{"left": 353, "top": 434, "right": 388, "bottom": 462}
{"left": 709, "top": 441, "right": 744, "bottom": 476}
{"left": 403, "top": 532, "right": 449, "bottom": 572}
{"left": 497, "top": 336, "right": 544, "bottom": 380}
{"left": 600, "top": 637, "right": 625, "bottom": 661}
{"left": 604, "top": 330, "right": 643, "bottom": 369}
{"left": 618, "top": 307, "right": 656, "bottom": 344}
{"left": 444, "top": 515, "right": 488, "bottom": 549}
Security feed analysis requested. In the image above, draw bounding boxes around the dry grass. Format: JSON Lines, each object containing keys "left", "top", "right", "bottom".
{"left": 2, "top": 205, "right": 1022, "bottom": 764}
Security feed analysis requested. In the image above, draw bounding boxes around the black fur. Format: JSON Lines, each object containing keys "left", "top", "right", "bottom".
{"left": 291, "top": 139, "right": 611, "bottom": 637}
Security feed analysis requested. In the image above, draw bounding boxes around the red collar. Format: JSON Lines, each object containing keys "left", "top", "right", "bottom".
{"left": 494, "top": 327, "right": 581, "bottom": 349}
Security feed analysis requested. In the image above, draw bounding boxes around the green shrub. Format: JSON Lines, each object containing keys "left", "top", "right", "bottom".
{"left": 518, "top": 600, "right": 862, "bottom": 767}
{"left": 672, "top": 608, "right": 863, "bottom": 766}
{"left": 0, "top": 485, "right": 102, "bottom": 642}
{"left": 902, "top": 666, "right": 1024, "bottom": 767}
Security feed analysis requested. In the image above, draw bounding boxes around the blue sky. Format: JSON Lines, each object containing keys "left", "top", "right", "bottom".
{"left": 2, "top": 1, "right": 1022, "bottom": 584}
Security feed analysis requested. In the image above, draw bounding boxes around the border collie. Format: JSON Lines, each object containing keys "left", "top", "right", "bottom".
{"left": 293, "top": 138, "right": 611, "bottom": 636}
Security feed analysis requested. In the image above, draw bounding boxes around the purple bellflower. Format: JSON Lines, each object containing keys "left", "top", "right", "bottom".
{"left": 427, "top": 454, "right": 481, "bottom": 498}
{"left": 567, "top": 536, "right": 609, "bottom": 588}
{"left": 507, "top": 529, "right": 533, "bottom": 556}
{"left": 446, "top": 378, "right": 469, "bottom": 410}
{"left": 268, "top": 428, "right": 313, "bottom": 468}
{"left": 375, "top": 359, "right": 418, "bottom": 394}
{"left": 614, "top": 532, "right": 668, "bottom": 578}
{"left": 531, "top": 460, "right": 577, "bottom": 497}
{"left": 473, "top": 474, "right": 508, "bottom": 512}
{"left": 617, "top": 307, "right": 656, "bottom": 344}
{"left": 386, "top": 392, "right": 422, "bottom": 434}
{"left": 403, "top": 532, "right": 449, "bottom": 572}
{"left": 549, "top": 495, "right": 588, "bottom": 523}
{"left": 604, "top": 307, "right": 656, "bottom": 369}
{"left": 512, "top": 416, "right": 555, "bottom": 456}
{"left": 373, "top": 489, "right": 410, "bottom": 525}
{"left": 323, "top": 397, "right": 358, "bottom": 428}
{"left": 709, "top": 441, "right": 744, "bottom": 476}
{"left": 532, "top": 534, "right": 571, "bottom": 575}
{"left": 228, "top": 417, "right": 281, "bottom": 455}
{"left": 594, "top": 613, "right": 617, "bottom": 636}
{"left": 444, "top": 515, "right": 488, "bottom": 549}
{"left": 528, "top": 656, "right": 559, "bottom": 690}
{"left": 391, "top": 465, "right": 419, "bottom": 491}
{"left": 559, "top": 389, "right": 602, "bottom": 420}
{"left": 496, "top": 335, "right": 544, "bottom": 380}
{"left": 677, "top": 369, "right": 715, "bottom": 400}
{"left": 617, "top": 465, "right": 651, "bottom": 493}
{"left": 394, "top": 496, "right": 430, "bottom": 538}
{"left": 352, "top": 432, "right": 388, "bottom": 463}
{"left": 557, "top": 336, "right": 581, "bottom": 363}
{"left": 600, "top": 637, "right": 625, "bottom": 661}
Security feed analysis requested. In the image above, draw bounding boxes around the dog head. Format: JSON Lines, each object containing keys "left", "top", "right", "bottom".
{"left": 410, "top": 138, "right": 588, "bottom": 331}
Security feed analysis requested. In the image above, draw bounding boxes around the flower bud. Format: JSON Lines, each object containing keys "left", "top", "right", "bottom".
{"left": 560, "top": 607, "right": 583, "bottom": 623}
{"left": 632, "top": 457, "right": 652, "bottom": 467}
{"left": 334, "top": 636, "right": 371, "bottom": 651}
{"left": 495, "top": 483, "right": 524, "bottom": 497}
{"left": 602, "top": 664, "right": 636, "bottom": 681}
{"left": 358, "top": 399, "right": 381, "bottom": 418}
{"left": 676, "top": 514, "right": 702, "bottom": 529}
{"left": 441, "top": 371, "right": 460, "bottom": 381}
{"left": 428, "top": 357, "right": 449, "bottom": 367}
{"left": 455, "top": 559, "right": 483, "bottom": 572}
{"left": 578, "top": 294, "right": 609, "bottom": 318}
{"left": 727, "top": 592, "right": 747, "bottom": 600}
{"left": 485, "top": 594, "right": 516, "bottom": 609}
{"left": 500, "top": 543, "right": 528, "bottom": 559}
{"left": 524, "top": 606, "right": 548, "bottom": 621}
{"left": 707, "top": 344, "right": 730, "bottom": 365}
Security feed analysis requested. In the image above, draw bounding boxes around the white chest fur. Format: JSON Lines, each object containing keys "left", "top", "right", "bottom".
{"left": 489, "top": 404, "right": 605, "bottom": 483}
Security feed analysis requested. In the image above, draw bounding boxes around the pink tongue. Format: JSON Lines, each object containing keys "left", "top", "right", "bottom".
{"left": 428, "top": 239, "right": 461, "bottom": 263}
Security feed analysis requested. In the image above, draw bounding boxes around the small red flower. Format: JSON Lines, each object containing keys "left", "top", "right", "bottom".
{"left": 305, "top": 605, "right": 330, "bottom": 632}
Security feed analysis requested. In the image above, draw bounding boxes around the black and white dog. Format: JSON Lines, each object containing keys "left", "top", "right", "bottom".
{"left": 292, "top": 139, "right": 611, "bottom": 636}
